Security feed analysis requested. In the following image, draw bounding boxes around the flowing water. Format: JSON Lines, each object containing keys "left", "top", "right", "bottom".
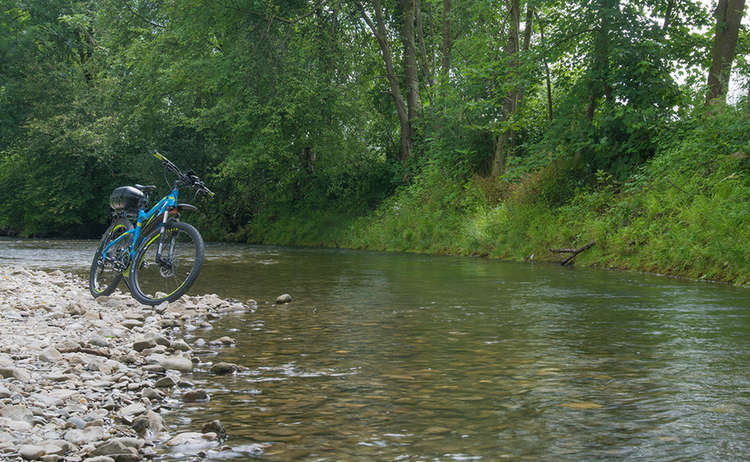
{"left": 2, "top": 237, "right": 749, "bottom": 461}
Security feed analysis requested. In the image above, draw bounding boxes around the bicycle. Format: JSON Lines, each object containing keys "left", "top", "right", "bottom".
{"left": 89, "top": 152, "right": 215, "bottom": 305}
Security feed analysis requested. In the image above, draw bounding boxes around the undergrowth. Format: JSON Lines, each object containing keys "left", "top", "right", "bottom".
{"left": 331, "top": 105, "right": 750, "bottom": 285}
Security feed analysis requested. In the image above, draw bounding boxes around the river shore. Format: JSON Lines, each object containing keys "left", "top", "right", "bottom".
{"left": 0, "top": 266, "right": 255, "bottom": 461}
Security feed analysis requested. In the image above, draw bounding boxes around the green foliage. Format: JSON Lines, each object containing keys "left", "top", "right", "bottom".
{"left": 2, "top": 0, "right": 749, "bottom": 286}
{"left": 343, "top": 104, "right": 750, "bottom": 284}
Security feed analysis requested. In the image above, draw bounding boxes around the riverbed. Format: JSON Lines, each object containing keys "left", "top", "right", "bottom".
{"left": 1, "top": 237, "right": 749, "bottom": 461}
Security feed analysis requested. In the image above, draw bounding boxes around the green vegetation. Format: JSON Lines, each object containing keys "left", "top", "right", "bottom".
{"left": 1, "top": 0, "right": 749, "bottom": 284}
{"left": 340, "top": 105, "right": 750, "bottom": 285}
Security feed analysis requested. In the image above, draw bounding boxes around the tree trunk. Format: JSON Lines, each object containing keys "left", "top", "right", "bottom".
{"left": 706, "top": 0, "right": 746, "bottom": 104}
{"left": 441, "top": 0, "right": 451, "bottom": 78}
{"left": 522, "top": 5, "right": 534, "bottom": 51}
{"left": 537, "top": 13, "right": 553, "bottom": 120}
{"left": 401, "top": 0, "right": 422, "bottom": 126}
{"left": 352, "top": 0, "right": 413, "bottom": 163}
{"left": 586, "top": 0, "right": 616, "bottom": 120}
{"left": 491, "top": 0, "right": 521, "bottom": 177}
{"left": 662, "top": 0, "right": 674, "bottom": 30}
{"left": 515, "top": 5, "right": 535, "bottom": 110}
{"left": 416, "top": 0, "right": 434, "bottom": 91}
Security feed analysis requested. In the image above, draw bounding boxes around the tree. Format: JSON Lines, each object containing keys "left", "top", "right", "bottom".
{"left": 706, "top": 0, "right": 747, "bottom": 103}
{"left": 353, "top": 0, "right": 424, "bottom": 164}
{"left": 491, "top": 0, "right": 522, "bottom": 177}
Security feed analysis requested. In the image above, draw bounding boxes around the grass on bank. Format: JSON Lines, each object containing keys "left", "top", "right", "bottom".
{"left": 243, "top": 106, "right": 750, "bottom": 285}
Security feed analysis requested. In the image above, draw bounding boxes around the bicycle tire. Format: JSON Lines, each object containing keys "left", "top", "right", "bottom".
{"left": 128, "top": 221, "right": 204, "bottom": 305}
{"left": 90, "top": 217, "right": 133, "bottom": 298}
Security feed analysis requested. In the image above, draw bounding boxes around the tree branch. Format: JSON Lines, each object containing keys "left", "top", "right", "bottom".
{"left": 122, "top": 1, "right": 166, "bottom": 29}
{"left": 550, "top": 242, "right": 595, "bottom": 266}
{"left": 272, "top": 0, "right": 328, "bottom": 24}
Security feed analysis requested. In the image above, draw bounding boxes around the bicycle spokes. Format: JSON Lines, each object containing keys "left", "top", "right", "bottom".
{"left": 134, "top": 226, "right": 198, "bottom": 299}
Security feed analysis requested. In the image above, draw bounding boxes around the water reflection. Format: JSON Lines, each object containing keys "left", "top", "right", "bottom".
{"left": 2, "top": 239, "right": 749, "bottom": 460}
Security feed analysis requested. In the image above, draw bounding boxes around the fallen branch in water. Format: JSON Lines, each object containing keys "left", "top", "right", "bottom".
{"left": 550, "top": 242, "right": 595, "bottom": 266}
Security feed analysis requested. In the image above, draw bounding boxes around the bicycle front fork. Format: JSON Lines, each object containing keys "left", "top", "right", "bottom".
{"left": 155, "top": 210, "right": 172, "bottom": 267}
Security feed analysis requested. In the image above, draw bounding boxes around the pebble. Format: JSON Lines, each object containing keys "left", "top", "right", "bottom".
{"left": 0, "top": 266, "right": 252, "bottom": 461}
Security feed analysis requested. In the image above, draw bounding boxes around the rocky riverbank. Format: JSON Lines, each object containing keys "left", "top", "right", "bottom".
{"left": 0, "top": 266, "right": 255, "bottom": 461}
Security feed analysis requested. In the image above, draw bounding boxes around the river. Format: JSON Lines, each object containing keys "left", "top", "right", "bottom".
{"left": 1, "top": 237, "right": 749, "bottom": 461}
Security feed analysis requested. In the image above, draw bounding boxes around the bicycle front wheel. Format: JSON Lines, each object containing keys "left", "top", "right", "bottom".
{"left": 90, "top": 217, "right": 133, "bottom": 298}
{"left": 129, "top": 221, "right": 205, "bottom": 305}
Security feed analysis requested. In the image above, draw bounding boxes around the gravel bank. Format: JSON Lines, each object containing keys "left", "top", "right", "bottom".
{"left": 0, "top": 266, "right": 255, "bottom": 461}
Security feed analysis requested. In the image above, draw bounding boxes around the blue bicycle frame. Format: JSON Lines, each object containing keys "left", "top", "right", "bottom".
{"left": 101, "top": 187, "right": 179, "bottom": 265}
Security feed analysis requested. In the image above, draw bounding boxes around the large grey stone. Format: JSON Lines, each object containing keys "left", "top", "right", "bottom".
{"left": 151, "top": 335, "right": 170, "bottom": 348}
{"left": 118, "top": 403, "right": 146, "bottom": 420}
{"left": 89, "top": 438, "right": 143, "bottom": 457}
{"left": 169, "top": 340, "right": 190, "bottom": 352}
{"left": 131, "top": 338, "right": 156, "bottom": 353}
{"left": 153, "top": 376, "right": 176, "bottom": 388}
{"left": 39, "top": 347, "right": 63, "bottom": 363}
{"left": 64, "top": 426, "right": 106, "bottom": 445}
{"left": 0, "top": 367, "right": 31, "bottom": 382}
{"left": 210, "top": 362, "right": 238, "bottom": 375}
{"left": 41, "top": 439, "right": 74, "bottom": 455}
{"left": 0, "top": 405, "right": 33, "bottom": 423}
{"left": 158, "top": 355, "right": 192, "bottom": 372}
{"left": 19, "top": 444, "right": 46, "bottom": 460}
{"left": 141, "top": 388, "right": 162, "bottom": 400}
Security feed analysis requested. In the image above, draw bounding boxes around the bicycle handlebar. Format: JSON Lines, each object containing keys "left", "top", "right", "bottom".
{"left": 153, "top": 151, "right": 215, "bottom": 198}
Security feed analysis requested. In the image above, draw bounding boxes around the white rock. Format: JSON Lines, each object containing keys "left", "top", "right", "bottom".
{"left": 19, "top": 444, "right": 46, "bottom": 460}
{"left": 39, "top": 347, "right": 63, "bottom": 362}
{"left": 167, "top": 431, "right": 218, "bottom": 448}
{"left": 157, "top": 355, "right": 193, "bottom": 372}
{"left": 63, "top": 426, "right": 107, "bottom": 445}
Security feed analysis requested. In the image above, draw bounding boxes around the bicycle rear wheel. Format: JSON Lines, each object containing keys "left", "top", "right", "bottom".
{"left": 129, "top": 221, "right": 204, "bottom": 305}
{"left": 90, "top": 217, "right": 133, "bottom": 298}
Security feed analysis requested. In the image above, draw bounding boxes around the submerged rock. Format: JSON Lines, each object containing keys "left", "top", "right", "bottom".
{"left": 201, "top": 420, "right": 226, "bottom": 439}
{"left": 275, "top": 294, "right": 293, "bottom": 304}
{"left": 183, "top": 390, "right": 209, "bottom": 402}
{"left": 210, "top": 362, "right": 238, "bottom": 375}
{"left": 166, "top": 431, "right": 219, "bottom": 450}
